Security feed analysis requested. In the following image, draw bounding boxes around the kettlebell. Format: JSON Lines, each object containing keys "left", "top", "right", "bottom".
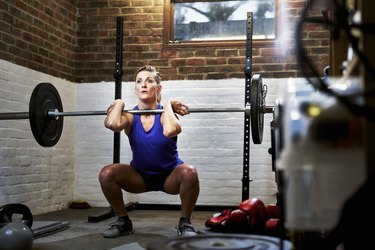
{"left": 0, "top": 221, "right": 34, "bottom": 250}
{"left": 0, "top": 203, "right": 33, "bottom": 228}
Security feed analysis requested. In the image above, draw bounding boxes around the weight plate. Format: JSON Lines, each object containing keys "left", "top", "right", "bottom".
{"left": 147, "top": 234, "right": 292, "bottom": 250}
{"left": 29, "top": 82, "right": 63, "bottom": 147}
{"left": 251, "top": 74, "right": 264, "bottom": 144}
{"left": 0, "top": 203, "right": 33, "bottom": 228}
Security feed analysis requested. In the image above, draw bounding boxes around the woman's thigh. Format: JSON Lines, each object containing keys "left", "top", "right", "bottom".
{"left": 101, "top": 163, "right": 147, "bottom": 193}
{"left": 163, "top": 163, "right": 197, "bottom": 194}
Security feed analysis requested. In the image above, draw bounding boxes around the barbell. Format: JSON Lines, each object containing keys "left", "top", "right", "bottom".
{"left": 0, "top": 75, "right": 272, "bottom": 147}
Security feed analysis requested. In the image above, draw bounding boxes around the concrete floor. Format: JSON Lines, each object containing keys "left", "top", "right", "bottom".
{"left": 30, "top": 207, "right": 292, "bottom": 250}
{"left": 31, "top": 207, "right": 214, "bottom": 250}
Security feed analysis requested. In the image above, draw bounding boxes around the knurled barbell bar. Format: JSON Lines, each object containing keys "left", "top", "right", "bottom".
{"left": 0, "top": 75, "right": 272, "bottom": 147}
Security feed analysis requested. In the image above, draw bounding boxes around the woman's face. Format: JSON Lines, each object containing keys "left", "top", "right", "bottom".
{"left": 135, "top": 70, "right": 161, "bottom": 102}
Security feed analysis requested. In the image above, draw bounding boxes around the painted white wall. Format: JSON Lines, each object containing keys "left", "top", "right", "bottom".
{"left": 0, "top": 60, "right": 76, "bottom": 215}
{"left": 0, "top": 59, "right": 281, "bottom": 215}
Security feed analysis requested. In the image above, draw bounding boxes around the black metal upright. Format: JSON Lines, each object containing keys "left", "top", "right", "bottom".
{"left": 113, "top": 16, "right": 123, "bottom": 164}
{"left": 242, "top": 12, "right": 253, "bottom": 201}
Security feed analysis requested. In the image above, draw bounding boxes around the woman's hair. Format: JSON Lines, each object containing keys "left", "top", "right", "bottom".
{"left": 136, "top": 65, "right": 162, "bottom": 103}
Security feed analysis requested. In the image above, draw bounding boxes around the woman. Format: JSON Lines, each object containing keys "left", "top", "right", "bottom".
{"left": 99, "top": 65, "right": 200, "bottom": 238}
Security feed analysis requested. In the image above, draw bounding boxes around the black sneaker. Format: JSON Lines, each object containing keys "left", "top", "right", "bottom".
{"left": 102, "top": 219, "right": 133, "bottom": 238}
{"left": 176, "top": 217, "right": 199, "bottom": 236}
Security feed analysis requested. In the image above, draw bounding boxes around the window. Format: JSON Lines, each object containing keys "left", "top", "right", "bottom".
{"left": 164, "top": 0, "right": 276, "bottom": 47}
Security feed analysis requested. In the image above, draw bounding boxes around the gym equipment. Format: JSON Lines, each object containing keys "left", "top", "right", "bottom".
{"left": 0, "top": 76, "right": 272, "bottom": 147}
{"left": 31, "top": 220, "right": 70, "bottom": 239}
{"left": 264, "top": 218, "right": 282, "bottom": 232}
{"left": 113, "top": 16, "right": 123, "bottom": 164}
{"left": 251, "top": 74, "right": 266, "bottom": 144}
{"left": 0, "top": 221, "right": 34, "bottom": 250}
{"left": 239, "top": 197, "right": 266, "bottom": 227}
{"left": 219, "top": 209, "right": 249, "bottom": 229}
{"left": 69, "top": 199, "right": 91, "bottom": 209}
{"left": 265, "top": 204, "right": 281, "bottom": 219}
{"left": 205, "top": 209, "right": 233, "bottom": 229}
{"left": 29, "top": 82, "right": 64, "bottom": 147}
{"left": 205, "top": 197, "right": 283, "bottom": 237}
{"left": 205, "top": 209, "right": 249, "bottom": 232}
{"left": 0, "top": 203, "right": 33, "bottom": 228}
{"left": 242, "top": 11, "right": 253, "bottom": 203}
{"left": 147, "top": 234, "right": 292, "bottom": 250}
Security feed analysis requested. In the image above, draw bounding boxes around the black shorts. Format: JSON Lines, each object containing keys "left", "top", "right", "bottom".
{"left": 138, "top": 170, "right": 174, "bottom": 192}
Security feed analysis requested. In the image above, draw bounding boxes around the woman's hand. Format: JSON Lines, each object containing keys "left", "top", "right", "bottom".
{"left": 169, "top": 100, "right": 189, "bottom": 116}
{"left": 104, "top": 99, "right": 127, "bottom": 132}
{"left": 106, "top": 99, "right": 124, "bottom": 115}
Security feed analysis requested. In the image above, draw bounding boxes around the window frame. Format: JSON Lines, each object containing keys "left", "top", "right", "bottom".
{"left": 163, "top": 0, "right": 278, "bottom": 49}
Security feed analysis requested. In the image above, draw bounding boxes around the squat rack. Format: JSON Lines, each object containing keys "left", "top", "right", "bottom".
{"left": 88, "top": 13, "right": 265, "bottom": 222}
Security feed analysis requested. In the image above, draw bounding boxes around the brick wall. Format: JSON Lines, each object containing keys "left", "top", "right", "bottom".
{"left": 0, "top": 0, "right": 330, "bottom": 83}
{"left": 0, "top": 0, "right": 77, "bottom": 81}
{"left": 76, "top": 0, "right": 329, "bottom": 82}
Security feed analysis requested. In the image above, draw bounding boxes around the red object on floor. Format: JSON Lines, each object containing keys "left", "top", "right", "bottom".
{"left": 222, "top": 209, "right": 248, "bottom": 229}
{"left": 205, "top": 209, "right": 233, "bottom": 229}
{"left": 265, "top": 204, "right": 281, "bottom": 219}
{"left": 239, "top": 197, "right": 266, "bottom": 227}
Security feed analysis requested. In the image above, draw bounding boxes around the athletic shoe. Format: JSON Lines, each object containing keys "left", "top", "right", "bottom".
{"left": 176, "top": 217, "right": 199, "bottom": 236}
{"left": 102, "top": 219, "right": 133, "bottom": 238}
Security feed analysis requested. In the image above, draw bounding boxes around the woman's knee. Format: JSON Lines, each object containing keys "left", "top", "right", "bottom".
{"left": 98, "top": 164, "right": 115, "bottom": 183}
{"left": 181, "top": 165, "right": 199, "bottom": 183}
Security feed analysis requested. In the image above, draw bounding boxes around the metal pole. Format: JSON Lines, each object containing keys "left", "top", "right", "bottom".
{"left": 113, "top": 16, "right": 123, "bottom": 164}
{"left": 242, "top": 12, "right": 253, "bottom": 201}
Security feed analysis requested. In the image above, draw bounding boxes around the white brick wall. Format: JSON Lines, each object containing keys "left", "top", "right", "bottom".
{"left": 1, "top": 59, "right": 282, "bottom": 215}
{"left": 0, "top": 60, "right": 76, "bottom": 215}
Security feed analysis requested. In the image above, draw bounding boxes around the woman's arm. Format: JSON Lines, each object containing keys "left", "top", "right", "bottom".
{"left": 104, "top": 99, "right": 133, "bottom": 135}
{"left": 161, "top": 100, "right": 189, "bottom": 138}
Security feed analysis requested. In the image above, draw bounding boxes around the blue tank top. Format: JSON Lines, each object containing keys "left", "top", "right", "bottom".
{"left": 129, "top": 104, "right": 184, "bottom": 175}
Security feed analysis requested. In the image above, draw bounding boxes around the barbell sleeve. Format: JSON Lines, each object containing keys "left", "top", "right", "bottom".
{"left": 0, "top": 112, "right": 29, "bottom": 120}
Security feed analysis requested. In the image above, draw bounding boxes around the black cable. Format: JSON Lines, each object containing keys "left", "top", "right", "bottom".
{"left": 332, "top": 0, "right": 375, "bottom": 79}
{"left": 296, "top": 0, "right": 375, "bottom": 120}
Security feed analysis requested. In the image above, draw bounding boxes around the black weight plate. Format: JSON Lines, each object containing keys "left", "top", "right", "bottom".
{"left": 147, "top": 234, "right": 292, "bottom": 250}
{"left": 251, "top": 74, "right": 264, "bottom": 144}
{"left": 29, "top": 82, "right": 63, "bottom": 147}
{"left": 0, "top": 203, "right": 33, "bottom": 228}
